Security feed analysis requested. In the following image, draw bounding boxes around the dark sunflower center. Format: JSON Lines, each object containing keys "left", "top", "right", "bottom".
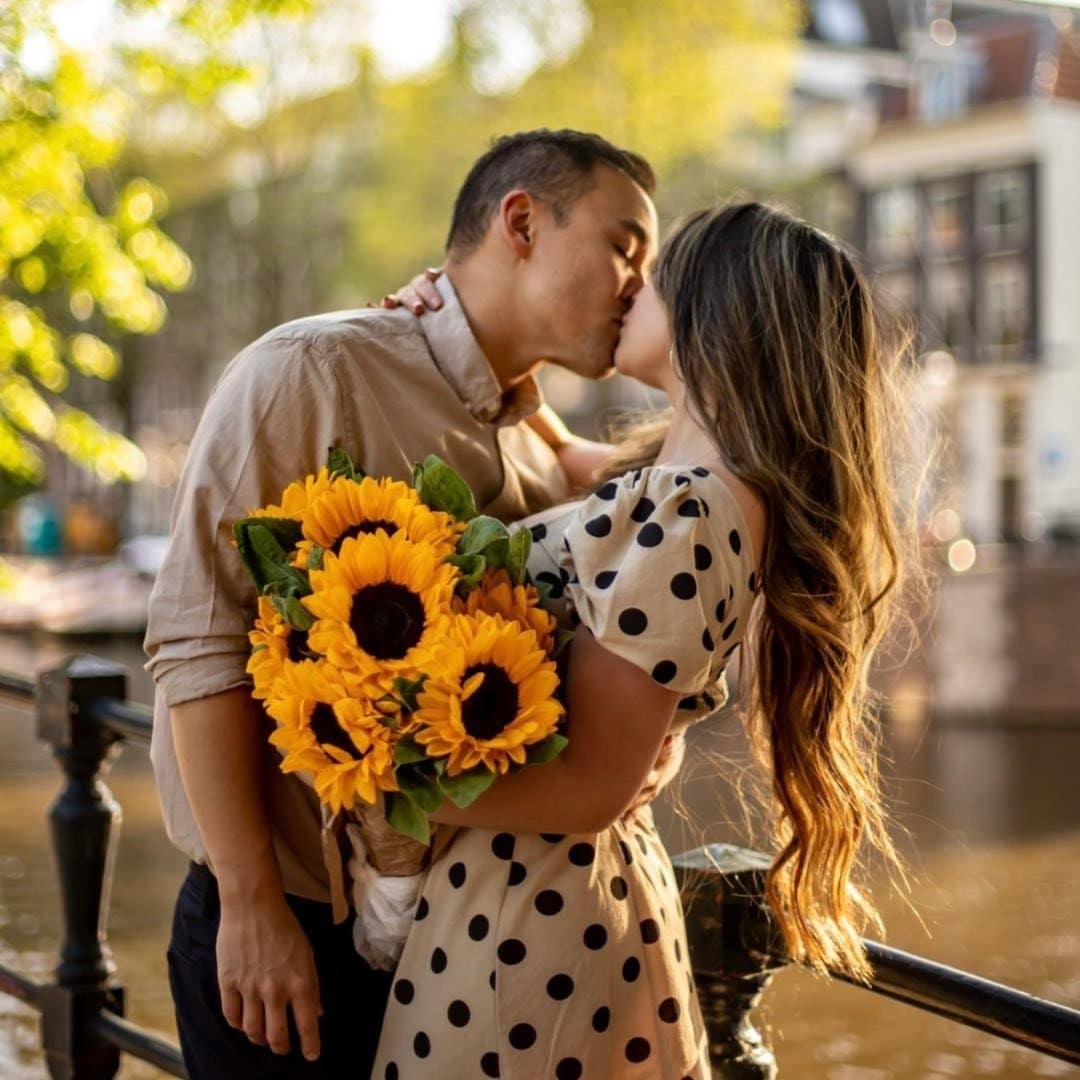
{"left": 461, "top": 663, "right": 519, "bottom": 741}
{"left": 350, "top": 582, "right": 425, "bottom": 659}
{"left": 285, "top": 628, "right": 310, "bottom": 664}
{"left": 308, "top": 702, "right": 353, "bottom": 754}
{"left": 332, "top": 520, "right": 398, "bottom": 553}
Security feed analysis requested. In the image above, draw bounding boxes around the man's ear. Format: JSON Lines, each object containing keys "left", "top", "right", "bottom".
{"left": 496, "top": 190, "right": 536, "bottom": 260}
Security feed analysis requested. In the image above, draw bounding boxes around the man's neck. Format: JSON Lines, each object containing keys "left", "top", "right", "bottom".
{"left": 446, "top": 261, "right": 538, "bottom": 391}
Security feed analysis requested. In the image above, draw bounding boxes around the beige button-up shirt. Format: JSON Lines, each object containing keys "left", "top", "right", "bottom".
{"left": 144, "top": 277, "right": 568, "bottom": 901}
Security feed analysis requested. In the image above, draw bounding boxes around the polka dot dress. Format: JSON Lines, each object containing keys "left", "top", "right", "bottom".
{"left": 371, "top": 465, "right": 760, "bottom": 1079}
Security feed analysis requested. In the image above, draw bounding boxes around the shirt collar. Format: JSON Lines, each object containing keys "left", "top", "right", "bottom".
{"left": 422, "top": 274, "right": 542, "bottom": 428}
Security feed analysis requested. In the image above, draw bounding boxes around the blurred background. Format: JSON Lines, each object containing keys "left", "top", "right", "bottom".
{"left": 2, "top": 0, "right": 1079, "bottom": 1076}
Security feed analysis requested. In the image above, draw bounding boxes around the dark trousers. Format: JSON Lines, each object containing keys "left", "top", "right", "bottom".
{"left": 167, "top": 862, "right": 393, "bottom": 1080}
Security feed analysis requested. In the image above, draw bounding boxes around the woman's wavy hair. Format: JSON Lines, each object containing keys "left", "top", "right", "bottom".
{"left": 603, "top": 202, "right": 923, "bottom": 981}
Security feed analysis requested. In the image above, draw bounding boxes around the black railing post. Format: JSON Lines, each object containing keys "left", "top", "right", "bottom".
{"left": 35, "top": 656, "right": 128, "bottom": 1080}
{"left": 674, "top": 844, "right": 787, "bottom": 1078}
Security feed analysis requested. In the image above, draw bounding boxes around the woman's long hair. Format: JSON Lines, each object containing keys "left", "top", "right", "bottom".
{"left": 605, "top": 203, "right": 923, "bottom": 981}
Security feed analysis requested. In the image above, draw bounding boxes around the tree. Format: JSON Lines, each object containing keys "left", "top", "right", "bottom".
{"left": 0, "top": 0, "right": 309, "bottom": 500}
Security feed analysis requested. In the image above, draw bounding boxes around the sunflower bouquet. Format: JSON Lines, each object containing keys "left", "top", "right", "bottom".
{"left": 234, "top": 449, "right": 568, "bottom": 846}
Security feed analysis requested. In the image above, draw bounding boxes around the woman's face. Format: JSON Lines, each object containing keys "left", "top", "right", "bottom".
{"left": 613, "top": 281, "right": 673, "bottom": 391}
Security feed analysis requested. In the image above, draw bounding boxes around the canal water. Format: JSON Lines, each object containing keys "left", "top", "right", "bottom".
{"left": 0, "top": 630, "right": 1077, "bottom": 1079}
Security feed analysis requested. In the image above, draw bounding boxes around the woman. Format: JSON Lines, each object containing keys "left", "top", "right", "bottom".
{"left": 369, "top": 202, "right": 918, "bottom": 1079}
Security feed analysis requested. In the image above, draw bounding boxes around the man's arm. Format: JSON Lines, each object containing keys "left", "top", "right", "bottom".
{"left": 171, "top": 688, "right": 323, "bottom": 1061}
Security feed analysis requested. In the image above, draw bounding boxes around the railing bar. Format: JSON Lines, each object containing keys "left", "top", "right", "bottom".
{"left": 832, "top": 940, "right": 1080, "bottom": 1064}
{"left": 91, "top": 697, "right": 153, "bottom": 744}
{"left": 92, "top": 1010, "right": 188, "bottom": 1078}
{"left": 0, "top": 964, "right": 45, "bottom": 1008}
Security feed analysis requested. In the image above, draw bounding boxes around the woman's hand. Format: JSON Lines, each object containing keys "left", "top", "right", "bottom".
{"left": 379, "top": 267, "right": 444, "bottom": 316}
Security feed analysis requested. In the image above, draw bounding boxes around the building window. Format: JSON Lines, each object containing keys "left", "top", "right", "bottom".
{"left": 877, "top": 271, "right": 917, "bottom": 319}
{"left": 1001, "top": 392, "right": 1024, "bottom": 447}
{"left": 869, "top": 186, "right": 916, "bottom": 266}
{"left": 925, "top": 179, "right": 967, "bottom": 257}
{"left": 978, "top": 169, "right": 1028, "bottom": 251}
{"left": 917, "top": 59, "right": 970, "bottom": 122}
{"left": 981, "top": 259, "right": 1027, "bottom": 355}
{"left": 927, "top": 264, "right": 970, "bottom": 356}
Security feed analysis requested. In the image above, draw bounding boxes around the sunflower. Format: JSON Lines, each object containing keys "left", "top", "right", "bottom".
{"left": 247, "top": 467, "right": 335, "bottom": 521}
{"left": 302, "top": 529, "right": 459, "bottom": 696}
{"left": 296, "top": 475, "right": 462, "bottom": 569}
{"left": 247, "top": 596, "right": 318, "bottom": 699}
{"left": 265, "top": 660, "right": 398, "bottom": 812}
{"left": 454, "top": 569, "right": 557, "bottom": 655}
{"left": 412, "top": 613, "right": 564, "bottom": 777}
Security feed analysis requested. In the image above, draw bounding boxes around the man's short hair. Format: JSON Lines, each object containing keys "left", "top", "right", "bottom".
{"left": 446, "top": 129, "right": 656, "bottom": 257}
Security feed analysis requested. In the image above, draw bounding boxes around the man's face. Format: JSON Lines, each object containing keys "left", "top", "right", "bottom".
{"left": 520, "top": 165, "right": 658, "bottom": 380}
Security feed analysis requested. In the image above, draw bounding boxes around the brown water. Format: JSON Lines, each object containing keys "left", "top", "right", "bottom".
{"left": 0, "top": 632, "right": 1077, "bottom": 1079}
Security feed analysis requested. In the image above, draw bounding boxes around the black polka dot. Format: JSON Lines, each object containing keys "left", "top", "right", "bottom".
{"left": 675, "top": 939, "right": 682, "bottom": 962}
{"left": 384, "top": 1064, "right": 398, "bottom": 1080}
{"left": 540, "top": 833, "right": 566, "bottom": 843}
{"left": 508, "top": 861, "right": 527, "bottom": 886}
{"left": 692, "top": 466, "right": 710, "bottom": 478}
{"left": 585, "top": 514, "right": 612, "bottom": 538}
{"left": 701, "top": 499, "right": 710, "bottom": 517}
{"left": 508, "top": 1023, "right": 536, "bottom": 1051}
{"left": 618, "top": 608, "right": 648, "bottom": 635}
{"left": 489, "top": 970, "right": 496, "bottom": 990}
{"left": 481, "top": 1050, "right": 500, "bottom": 1077}
{"left": 448, "top": 862, "right": 467, "bottom": 888}
{"left": 529, "top": 523, "right": 547, "bottom": 541}
{"left": 596, "top": 481, "right": 618, "bottom": 500}
{"left": 468, "top": 914, "right": 489, "bottom": 941}
{"left": 626, "top": 1037, "right": 651, "bottom": 1063}
{"left": 393, "top": 979, "right": 414, "bottom": 1004}
{"left": 618, "top": 840, "right": 634, "bottom": 865}
{"left": 568, "top": 842, "right": 595, "bottom": 866}
{"left": 547, "top": 973, "right": 574, "bottom": 1000}
{"left": 594, "top": 570, "right": 617, "bottom": 590}
{"left": 715, "top": 598, "right": 726, "bottom": 623}
{"left": 729, "top": 529, "right": 742, "bottom": 555}
{"left": 694, "top": 544, "right": 713, "bottom": 571}
{"left": 592, "top": 1006, "right": 610, "bottom": 1032}
{"left": 636, "top": 834, "right": 649, "bottom": 856}
{"left": 637, "top": 522, "right": 664, "bottom": 547}
{"left": 674, "top": 474, "right": 691, "bottom": 486}
{"left": 583, "top": 924, "right": 607, "bottom": 950}
{"left": 659, "top": 997, "right": 681, "bottom": 1023}
{"left": 610, "top": 875, "right": 628, "bottom": 900}
{"left": 651, "top": 660, "right": 678, "bottom": 684}
{"left": 556, "top": 1058, "right": 583, "bottom": 1080}
{"left": 702, "top": 627, "right": 715, "bottom": 652}
{"left": 630, "top": 497, "right": 655, "bottom": 523}
{"left": 640, "top": 918, "right": 661, "bottom": 944}
{"left": 413, "top": 1031, "right": 430, "bottom": 1058}
{"left": 497, "top": 939, "right": 527, "bottom": 965}
{"left": 722, "top": 642, "right": 739, "bottom": 659}
{"left": 722, "top": 618, "right": 738, "bottom": 641}
{"left": 622, "top": 956, "right": 641, "bottom": 982}
{"left": 729, "top": 582, "right": 735, "bottom": 600}
{"left": 670, "top": 572, "right": 697, "bottom": 600}
{"left": 748, "top": 571, "right": 757, "bottom": 592}
{"left": 430, "top": 947, "right": 447, "bottom": 974}
{"left": 491, "top": 833, "right": 515, "bottom": 860}
{"left": 677, "top": 695, "right": 697, "bottom": 712}
{"left": 535, "top": 570, "right": 564, "bottom": 600}
{"left": 677, "top": 498, "right": 701, "bottom": 518}
{"left": 448, "top": 1000, "right": 471, "bottom": 1027}
{"left": 535, "top": 890, "right": 564, "bottom": 916}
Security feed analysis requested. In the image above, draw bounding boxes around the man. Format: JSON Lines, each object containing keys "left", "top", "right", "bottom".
{"left": 144, "top": 128, "right": 659, "bottom": 1079}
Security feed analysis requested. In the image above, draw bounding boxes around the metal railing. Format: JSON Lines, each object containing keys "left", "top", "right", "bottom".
{"left": 0, "top": 654, "right": 1078, "bottom": 1078}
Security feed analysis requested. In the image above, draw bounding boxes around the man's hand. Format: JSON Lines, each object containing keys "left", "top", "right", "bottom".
{"left": 380, "top": 267, "right": 444, "bottom": 315}
{"left": 217, "top": 892, "right": 323, "bottom": 1061}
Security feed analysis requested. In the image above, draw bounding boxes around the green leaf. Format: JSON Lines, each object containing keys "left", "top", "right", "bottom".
{"left": 553, "top": 628, "right": 575, "bottom": 656}
{"left": 234, "top": 515, "right": 302, "bottom": 554}
{"left": 385, "top": 792, "right": 431, "bottom": 845}
{"left": 524, "top": 733, "right": 569, "bottom": 767}
{"left": 438, "top": 767, "right": 497, "bottom": 808}
{"left": 306, "top": 545, "right": 325, "bottom": 571}
{"left": 414, "top": 455, "right": 478, "bottom": 521}
{"left": 533, "top": 578, "right": 554, "bottom": 608}
{"left": 270, "top": 592, "right": 314, "bottom": 632}
{"left": 396, "top": 766, "right": 444, "bottom": 813}
{"left": 506, "top": 526, "right": 532, "bottom": 585}
{"left": 447, "top": 553, "right": 486, "bottom": 590}
{"left": 393, "top": 736, "right": 430, "bottom": 766}
{"left": 392, "top": 676, "right": 426, "bottom": 712}
{"left": 327, "top": 446, "right": 366, "bottom": 481}
{"left": 233, "top": 521, "right": 310, "bottom": 596}
{"left": 458, "top": 515, "right": 509, "bottom": 556}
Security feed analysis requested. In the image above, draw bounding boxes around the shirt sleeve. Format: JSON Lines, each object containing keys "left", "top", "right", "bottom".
{"left": 561, "top": 468, "right": 736, "bottom": 697}
{"left": 143, "top": 331, "right": 351, "bottom": 709}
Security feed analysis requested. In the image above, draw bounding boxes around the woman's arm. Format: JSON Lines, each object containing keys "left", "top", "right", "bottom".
{"left": 429, "top": 628, "right": 678, "bottom": 835}
{"left": 524, "top": 404, "right": 614, "bottom": 495}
